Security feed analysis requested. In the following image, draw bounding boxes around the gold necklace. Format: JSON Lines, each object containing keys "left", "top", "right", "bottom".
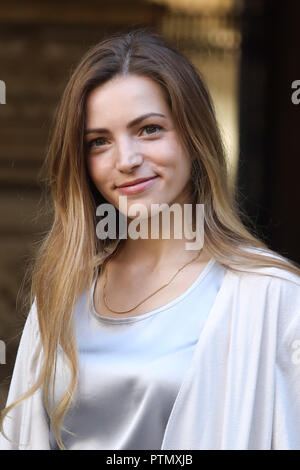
{"left": 102, "top": 248, "right": 203, "bottom": 314}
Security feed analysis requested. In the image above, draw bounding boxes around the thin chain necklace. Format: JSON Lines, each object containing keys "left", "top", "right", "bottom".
{"left": 102, "top": 247, "right": 203, "bottom": 314}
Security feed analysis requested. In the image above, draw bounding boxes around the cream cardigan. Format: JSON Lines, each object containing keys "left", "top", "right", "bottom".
{"left": 1, "top": 251, "right": 300, "bottom": 450}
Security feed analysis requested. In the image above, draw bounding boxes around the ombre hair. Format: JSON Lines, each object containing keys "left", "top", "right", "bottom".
{"left": 1, "top": 27, "right": 300, "bottom": 450}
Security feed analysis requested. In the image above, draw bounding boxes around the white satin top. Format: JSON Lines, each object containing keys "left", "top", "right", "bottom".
{"left": 2, "top": 247, "right": 300, "bottom": 450}
{"left": 49, "top": 258, "right": 227, "bottom": 450}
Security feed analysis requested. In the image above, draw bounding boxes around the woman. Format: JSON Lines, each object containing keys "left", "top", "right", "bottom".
{"left": 1, "top": 28, "right": 300, "bottom": 450}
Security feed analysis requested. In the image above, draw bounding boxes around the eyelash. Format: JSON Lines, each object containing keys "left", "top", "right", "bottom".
{"left": 87, "top": 124, "right": 163, "bottom": 149}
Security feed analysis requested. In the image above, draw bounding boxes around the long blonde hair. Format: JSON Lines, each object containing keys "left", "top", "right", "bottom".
{"left": 1, "top": 27, "right": 300, "bottom": 450}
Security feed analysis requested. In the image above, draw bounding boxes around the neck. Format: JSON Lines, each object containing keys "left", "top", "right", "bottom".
{"left": 116, "top": 208, "right": 207, "bottom": 269}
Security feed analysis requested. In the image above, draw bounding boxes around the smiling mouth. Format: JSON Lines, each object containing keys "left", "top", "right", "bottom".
{"left": 116, "top": 176, "right": 157, "bottom": 188}
{"left": 115, "top": 176, "right": 159, "bottom": 194}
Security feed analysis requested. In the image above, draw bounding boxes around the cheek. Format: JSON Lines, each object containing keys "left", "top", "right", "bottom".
{"left": 182, "top": 156, "right": 192, "bottom": 179}
{"left": 158, "top": 138, "right": 189, "bottom": 170}
{"left": 167, "top": 148, "right": 191, "bottom": 181}
{"left": 87, "top": 157, "right": 108, "bottom": 187}
{"left": 152, "top": 149, "right": 179, "bottom": 182}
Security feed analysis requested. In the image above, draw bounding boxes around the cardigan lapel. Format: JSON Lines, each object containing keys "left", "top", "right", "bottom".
{"left": 161, "top": 268, "right": 277, "bottom": 450}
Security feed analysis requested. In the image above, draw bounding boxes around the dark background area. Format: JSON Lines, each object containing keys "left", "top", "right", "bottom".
{"left": 238, "top": 0, "right": 300, "bottom": 261}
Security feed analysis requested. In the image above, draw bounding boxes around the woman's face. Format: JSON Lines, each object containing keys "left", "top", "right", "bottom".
{"left": 85, "top": 74, "right": 192, "bottom": 219}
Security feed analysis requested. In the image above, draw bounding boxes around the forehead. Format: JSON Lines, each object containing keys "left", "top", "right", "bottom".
{"left": 85, "top": 74, "right": 170, "bottom": 124}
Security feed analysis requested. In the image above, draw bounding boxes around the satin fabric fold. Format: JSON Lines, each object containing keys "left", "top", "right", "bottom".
{"left": 49, "top": 258, "right": 226, "bottom": 450}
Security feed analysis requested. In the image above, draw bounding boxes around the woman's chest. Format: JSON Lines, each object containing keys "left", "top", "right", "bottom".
{"left": 93, "top": 259, "right": 211, "bottom": 319}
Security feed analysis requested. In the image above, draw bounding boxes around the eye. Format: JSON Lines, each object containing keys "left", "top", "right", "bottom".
{"left": 86, "top": 124, "right": 163, "bottom": 150}
{"left": 87, "top": 137, "right": 108, "bottom": 148}
{"left": 140, "top": 124, "right": 163, "bottom": 136}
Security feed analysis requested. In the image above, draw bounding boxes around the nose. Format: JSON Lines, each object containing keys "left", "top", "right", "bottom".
{"left": 115, "top": 139, "right": 143, "bottom": 173}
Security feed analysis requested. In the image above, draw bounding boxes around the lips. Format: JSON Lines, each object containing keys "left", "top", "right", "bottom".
{"left": 115, "top": 176, "right": 159, "bottom": 195}
{"left": 116, "top": 176, "right": 157, "bottom": 188}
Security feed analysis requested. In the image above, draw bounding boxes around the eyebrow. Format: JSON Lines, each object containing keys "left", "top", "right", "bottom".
{"left": 84, "top": 112, "right": 167, "bottom": 136}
